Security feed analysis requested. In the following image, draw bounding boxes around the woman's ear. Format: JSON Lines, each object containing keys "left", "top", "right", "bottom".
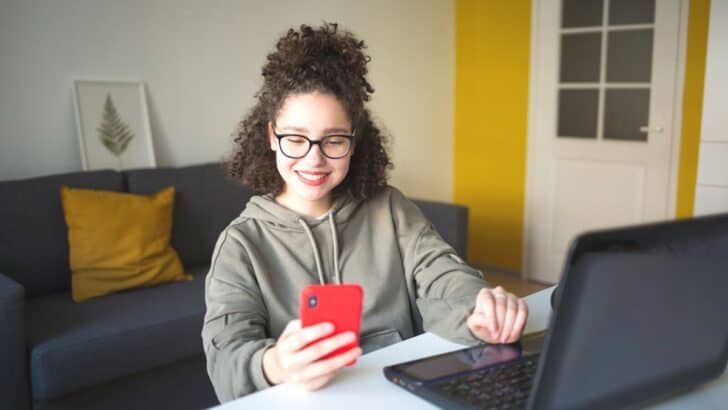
{"left": 268, "top": 122, "right": 277, "bottom": 151}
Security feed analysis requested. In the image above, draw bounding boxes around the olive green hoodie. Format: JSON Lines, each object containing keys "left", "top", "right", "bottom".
{"left": 201, "top": 186, "right": 489, "bottom": 402}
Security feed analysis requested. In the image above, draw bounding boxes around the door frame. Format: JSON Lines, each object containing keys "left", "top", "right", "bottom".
{"left": 521, "top": 0, "right": 690, "bottom": 282}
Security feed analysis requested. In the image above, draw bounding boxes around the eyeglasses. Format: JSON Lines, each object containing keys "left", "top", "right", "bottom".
{"left": 272, "top": 125, "right": 354, "bottom": 159}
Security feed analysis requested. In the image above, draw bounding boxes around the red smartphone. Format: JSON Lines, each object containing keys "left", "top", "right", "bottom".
{"left": 299, "top": 284, "right": 363, "bottom": 365}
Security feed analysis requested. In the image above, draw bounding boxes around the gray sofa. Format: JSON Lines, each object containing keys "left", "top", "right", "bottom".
{"left": 0, "top": 162, "right": 468, "bottom": 410}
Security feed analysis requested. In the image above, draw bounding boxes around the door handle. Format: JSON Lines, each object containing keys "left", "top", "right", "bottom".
{"left": 640, "top": 126, "right": 663, "bottom": 133}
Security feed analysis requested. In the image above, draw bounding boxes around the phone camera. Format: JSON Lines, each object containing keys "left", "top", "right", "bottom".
{"left": 308, "top": 295, "right": 318, "bottom": 308}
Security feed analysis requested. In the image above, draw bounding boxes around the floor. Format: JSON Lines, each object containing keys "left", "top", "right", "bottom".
{"left": 479, "top": 270, "right": 550, "bottom": 298}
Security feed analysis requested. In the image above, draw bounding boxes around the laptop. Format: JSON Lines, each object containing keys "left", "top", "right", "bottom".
{"left": 384, "top": 213, "right": 728, "bottom": 409}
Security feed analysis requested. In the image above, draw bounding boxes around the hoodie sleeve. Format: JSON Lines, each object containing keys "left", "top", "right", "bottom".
{"left": 201, "top": 227, "right": 276, "bottom": 403}
{"left": 389, "top": 188, "right": 490, "bottom": 345}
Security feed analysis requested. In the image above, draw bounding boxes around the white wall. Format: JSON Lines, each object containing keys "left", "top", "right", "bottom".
{"left": 0, "top": 0, "right": 454, "bottom": 202}
{"left": 694, "top": 0, "right": 728, "bottom": 215}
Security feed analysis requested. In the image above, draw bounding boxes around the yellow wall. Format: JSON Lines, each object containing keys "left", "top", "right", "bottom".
{"left": 454, "top": 1, "right": 531, "bottom": 270}
{"left": 676, "top": 0, "right": 711, "bottom": 218}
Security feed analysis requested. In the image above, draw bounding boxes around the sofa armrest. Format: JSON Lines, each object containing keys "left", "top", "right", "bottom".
{"left": 0, "top": 272, "right": 31, "bottom": 410}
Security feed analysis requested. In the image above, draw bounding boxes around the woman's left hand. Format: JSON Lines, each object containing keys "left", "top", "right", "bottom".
{"left": 466, "top": 286, "right": 529, "bottom": 344}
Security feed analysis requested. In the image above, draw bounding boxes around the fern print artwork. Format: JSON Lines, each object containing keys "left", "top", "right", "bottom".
{"left": 97, "top": 94, "right": 135, "bottom": 168}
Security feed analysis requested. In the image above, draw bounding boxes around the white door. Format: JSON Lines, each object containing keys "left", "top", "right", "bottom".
{"left": 524, "top": 0, "right": 685, "bottom": 283}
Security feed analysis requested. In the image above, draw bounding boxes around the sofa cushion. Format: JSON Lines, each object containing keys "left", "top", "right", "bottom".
{"left": 25, "top": 267, "right": 208, "bottom": 401}
{"left": 0, "top": 170, "right": 123, "bottom": 297}
{"left": 60, "top": 186, "right": 190, "bottom": 302}
{"left": 124, "top": 163, "right": 252, "bottom": 268}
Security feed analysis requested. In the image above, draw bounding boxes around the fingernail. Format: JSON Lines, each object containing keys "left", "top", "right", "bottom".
{"left": 323, "top": 323, "right": 334, "bottom": 332}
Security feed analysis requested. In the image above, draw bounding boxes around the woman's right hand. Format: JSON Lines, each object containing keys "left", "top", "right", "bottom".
{"left": 262, "top": 319, "right": 362, "bottom": 391}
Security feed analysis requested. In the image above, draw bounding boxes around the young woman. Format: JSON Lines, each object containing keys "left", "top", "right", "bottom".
{"left": 202, "top": 23, "right": 529, "bottom": 402}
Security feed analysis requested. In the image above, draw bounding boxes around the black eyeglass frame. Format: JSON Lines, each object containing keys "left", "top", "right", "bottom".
{"left": 272, "top": 124, "right": 355, "bottom": 159}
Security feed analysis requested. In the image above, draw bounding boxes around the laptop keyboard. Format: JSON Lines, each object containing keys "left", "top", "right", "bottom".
{"left": 432, "top": 355, "right": 539, "bottom": 410}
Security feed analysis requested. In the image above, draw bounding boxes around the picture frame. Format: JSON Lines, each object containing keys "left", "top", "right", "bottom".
{"left": 73, "top": 80, "right": 156, "bottom": 171}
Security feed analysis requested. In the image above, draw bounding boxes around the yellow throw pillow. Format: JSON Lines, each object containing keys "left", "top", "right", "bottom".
{"left": 60, "top": 185, "right": 191, "bottom": 302}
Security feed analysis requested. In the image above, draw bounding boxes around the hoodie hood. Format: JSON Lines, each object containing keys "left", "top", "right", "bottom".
{"left": 241, "top": 192, "right": 362, "bottom": 229}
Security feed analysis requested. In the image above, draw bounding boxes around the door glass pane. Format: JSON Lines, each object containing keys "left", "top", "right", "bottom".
{"left": 604, "top": 89, "right": 649, "bottom": 141}
{"left": 607, "top": 29, "right": 653, "bottom": 82}
{"left": 558, "top": 89, "right": 599, "bottom": 138}
{"left": 562, "top": 0, "right": 603, "bottom": 28}
{"left": 560, "top": 33, "right": 602, "bottom": 82}
{"left": 609, "top": 0, "right": 655, "bottom": 25}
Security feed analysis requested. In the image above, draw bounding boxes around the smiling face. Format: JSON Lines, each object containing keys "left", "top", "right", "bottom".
{"left": 269, "top": 92, "right": 354, "bottom": 217}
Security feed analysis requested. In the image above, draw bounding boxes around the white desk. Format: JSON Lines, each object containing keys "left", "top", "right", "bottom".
{"left": 213, "top": 287, "right": 728, "bottom": 409}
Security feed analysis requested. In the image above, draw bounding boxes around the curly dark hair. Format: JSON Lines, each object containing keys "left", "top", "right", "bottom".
{"left": 228, "top": 22, "right": 392, "bottom": 200}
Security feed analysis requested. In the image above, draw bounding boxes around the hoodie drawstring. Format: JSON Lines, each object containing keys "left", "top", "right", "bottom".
{"left": 328, "top": 212, "right": 342, "bottom": 285}
{"left": 298, "top": 219, "right": 326, "bottom": 285}
{"left": 297, "top": 214, "right": 342, "bottom": 285}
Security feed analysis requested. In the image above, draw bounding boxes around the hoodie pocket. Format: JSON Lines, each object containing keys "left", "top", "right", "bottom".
{"left": 360, "top": 328, "right": 403, "bottom": 354}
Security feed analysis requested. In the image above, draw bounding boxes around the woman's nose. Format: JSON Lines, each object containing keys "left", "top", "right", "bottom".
{"left": 303, "top": 143, "right": 326, "bottom": 164}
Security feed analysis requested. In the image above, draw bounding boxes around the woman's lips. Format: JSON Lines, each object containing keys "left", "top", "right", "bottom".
{"left": 296, "top": 171, "right": 330, "bottom": 186}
